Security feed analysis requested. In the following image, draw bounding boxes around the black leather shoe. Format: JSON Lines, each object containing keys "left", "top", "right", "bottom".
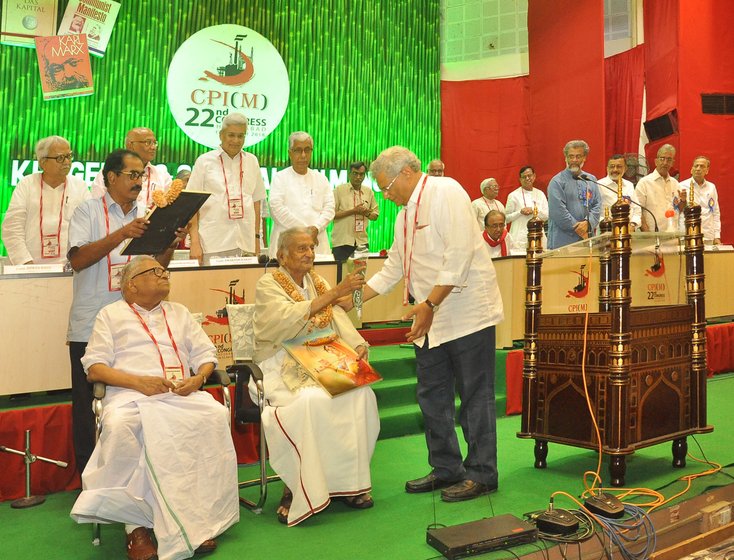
{"left": 405, "top": 472, "right": 460, "bottom": 494}
{"left": 441, "top": 480, "right": 497, "bottom": 502}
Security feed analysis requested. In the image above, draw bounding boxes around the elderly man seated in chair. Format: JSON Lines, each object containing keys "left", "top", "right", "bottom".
{"left": 70, "top": 255, "right": 239, "bottom": 560}
{"left": 253, "top": 226, "right": 380, "bottom": 526}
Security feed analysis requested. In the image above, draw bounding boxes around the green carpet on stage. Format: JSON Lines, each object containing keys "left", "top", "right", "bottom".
{"left": 3, "top": 374, "right": 734, "bottom": 560}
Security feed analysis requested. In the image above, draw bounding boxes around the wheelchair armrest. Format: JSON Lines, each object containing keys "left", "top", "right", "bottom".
{"left": 227, "top": 361, "right": 264, "bottom": 425}
{"left": 209, "top": 369, "right": 231, "bottom": 387}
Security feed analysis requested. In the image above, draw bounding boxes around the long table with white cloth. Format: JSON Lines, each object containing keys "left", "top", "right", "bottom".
{"left": 2, "top": 250, "right": 733, "bottom": 394}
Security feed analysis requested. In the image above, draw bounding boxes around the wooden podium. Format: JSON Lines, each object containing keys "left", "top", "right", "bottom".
{"left": 517, "top": 191, "right": 713, "bottom": 486}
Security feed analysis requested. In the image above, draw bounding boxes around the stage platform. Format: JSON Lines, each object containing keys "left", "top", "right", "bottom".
{"left": 3, "top": 318, "right": 734, "bottom": 502}
{"left": 2, "top": 373, "right": 734, "bottom": 559}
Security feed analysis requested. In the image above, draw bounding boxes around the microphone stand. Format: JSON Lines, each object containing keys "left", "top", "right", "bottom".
{"left": 580, "top": 174, "right": 663, "bottom": 270}
{"left": 579, "top": 174, "right": 658, "bottom": 233}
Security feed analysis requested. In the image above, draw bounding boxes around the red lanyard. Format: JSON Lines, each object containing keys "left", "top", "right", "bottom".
{"left": 484, "top": 197, "right": 498, "bottom": 212}
{"left": 353, "top": 189, "right": 364, "bottom": 210}
{"left": 402, "top": 174, "right": 428, "bottom": 305}
{"left": 219, "top": 153, "right": 243, "bottom": 202}
{"left": 38, "top": 175, "right": 67, "bottom": 258}
{"left": 127, "top": 303, "right": 184, "bottom": 376}
{"left": 102, "top": 196, "right": 131, "bottom": 291}
{"left": 145, "top": 166, "right": 152, "bottom": 207}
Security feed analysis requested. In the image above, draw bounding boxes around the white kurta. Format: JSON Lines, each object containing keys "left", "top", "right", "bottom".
{"left": 366, "top": 175, "right": 504, "bottom": 349}
{"left": 187, "top": 147, "right": 266, "bottom": 254}
{"left": 268, "top": 167, "right": 335, "bottom": 258}
{"left": 504, "top": 186, "right": 549, "bottom": 249}
{"left": 471, "top": 196, "right": 505, "bottom": 228}
{"left": 598, "top": 175, "right": 641, "bottom": 229}
{"left": 70, "top": 300, "right": 239, "bottom": 560}
{"left": 91, "top": 162, "right": 172, "bottom": 218}
{"left": 679, "top": 178, "right": 721, "bottom": 241}
{"left": 634, "top": 169, "right": 681, "bottom": 232}
{"left": 1, "top": 173, "right": 90, "bottom": 264}
{"left": 253, "top": 271, "right": 379, "bottom": 526}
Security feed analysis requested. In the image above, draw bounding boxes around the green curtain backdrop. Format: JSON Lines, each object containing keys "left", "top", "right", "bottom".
{"left": 0, "top": 0, "right": 440, "bottom": 255}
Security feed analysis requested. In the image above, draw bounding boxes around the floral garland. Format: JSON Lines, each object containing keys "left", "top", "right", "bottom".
{"left": 151, "top": 178, "right": 184, "bottom": 208}
{"left": 272, "top": 269, "right": 333, "bottom": 329}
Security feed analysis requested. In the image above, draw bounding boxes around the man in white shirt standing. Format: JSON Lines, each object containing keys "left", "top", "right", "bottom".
{"left": 187, "top": 112, "right": 266, "bottom": 265}
{"left": 362, "top": 146, "right": 503, "bottom": 502}
{"left": 2, "top": 135, "right": 90, "bottom": 265}
{"left": 597, "top": 154, "right": 641, "bottom": 232}
{"left": 635, "top": 144, "right": 683, "bottom": 232}
{"left": 679, "top": 156, "right": 721, "bottom": 244}
{"left": 268, "top": 131, "right": 335, "bottom": 258}
{"left": 471, "top": 177, "right": 505, "bottom": 228}
{"left": 90, "top": 127, "right": 172, "bottom": 218}
{"left": 505, "top": 166, "right": 549, "bottom": 249}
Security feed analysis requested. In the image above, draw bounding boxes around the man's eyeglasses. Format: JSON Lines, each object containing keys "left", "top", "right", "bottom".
{"left": 130, "top": 140, "right": 159, "bottom": 147}
{"left": 43, "top": 152, "right": 74, "bottom": 163}
{"left": 382, "top": 174, "right": 400, "bottom": 193}
{"left": 118, "top": 170, "right": 147, "bottom": 181}
{"left": 131, "top": 267, "right": 170, "bottom": 280}
{"left": 657, "top": 156, "right": 674, "bottom": 163}
{"left": 290, "top": 147, "right": 313, "bottom": 156}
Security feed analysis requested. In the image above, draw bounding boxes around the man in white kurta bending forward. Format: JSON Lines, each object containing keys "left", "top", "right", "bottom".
{"left": 253, "top": 227, "right": 380, "bottom": 526}
{"left": 71, "top": 255, "right": 239, "bottom": 560}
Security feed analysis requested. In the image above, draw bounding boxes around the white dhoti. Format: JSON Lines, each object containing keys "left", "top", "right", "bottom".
{"left": 71, "top": 391, "right": 239, "bottom": 560}
{"left": 258, "top": 364, "right": 380, "bottom": 526}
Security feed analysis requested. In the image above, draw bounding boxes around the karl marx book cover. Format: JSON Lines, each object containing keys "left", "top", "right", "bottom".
{"left": 1, "top": 0, "right": 58, "bottom": 48}
{"left": 57, "top": 0, "right": 120, "bottom": 57}
{"left": 35, "top": 33, "right": 94, "bottom": 101}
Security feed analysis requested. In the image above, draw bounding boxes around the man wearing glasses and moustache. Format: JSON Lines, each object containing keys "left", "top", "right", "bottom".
{"left": 2, "top": 135, "right": 90, "bottom": 265}
{"left": 91, "top": 127, "right": 172, "bottom": 218}
{"left": 66, "top": 149, "right": 185, "bottom": 475}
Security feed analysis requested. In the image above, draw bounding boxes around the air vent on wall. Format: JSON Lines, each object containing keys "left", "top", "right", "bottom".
{"left": 701, "top": 94, "right": 734, "bottom": 115}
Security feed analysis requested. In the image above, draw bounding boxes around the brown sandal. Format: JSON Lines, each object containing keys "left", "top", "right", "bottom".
{"left": 341, "top": 492, "right": 374, "bottom": 509}
{"left": 277, "top": 487, "right": 293, "bottom": 524}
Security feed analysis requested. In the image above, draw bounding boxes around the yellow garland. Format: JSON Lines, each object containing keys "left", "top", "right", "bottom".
{"left": 151, "top": 178, "right": 184, "bottom": 208}
{"left": 272, "top": 269, "right": 333, "bottom": 329}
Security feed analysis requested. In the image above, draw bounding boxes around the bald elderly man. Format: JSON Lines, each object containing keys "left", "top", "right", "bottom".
{"left": 71, "top": 256, "right": 238, "bottom": 560}
{"left": 91, "top": 127, "right": 172, "bottom": 217}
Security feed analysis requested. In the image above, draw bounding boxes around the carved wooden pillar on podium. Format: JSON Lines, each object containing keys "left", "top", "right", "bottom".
{"left": 519, "top": 211, "right": 545, "bottom": 464}
{"left": 517, "top": 187, "right": 713, "bottom": 486}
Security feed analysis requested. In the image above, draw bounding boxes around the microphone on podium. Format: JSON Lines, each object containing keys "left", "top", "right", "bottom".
{"left": 578, "top": 174, "right": 659, "bottom": 233}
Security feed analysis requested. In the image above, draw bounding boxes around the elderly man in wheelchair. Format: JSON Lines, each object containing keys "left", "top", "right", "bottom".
{"left": 70, "top": 255, "right": 239, "bottom": 560}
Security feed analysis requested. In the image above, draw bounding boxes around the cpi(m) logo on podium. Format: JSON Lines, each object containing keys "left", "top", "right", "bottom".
{"left": 167, "top": 24, "right": 289, "bottom": 148}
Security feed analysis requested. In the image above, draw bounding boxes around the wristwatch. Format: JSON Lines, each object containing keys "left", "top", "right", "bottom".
{"left": 424, "top": 298, "right": 438, "bottom": 312}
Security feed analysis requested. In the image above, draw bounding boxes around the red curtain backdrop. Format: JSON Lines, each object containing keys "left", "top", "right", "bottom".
{"left": 677, "top": 0, "right": 734, "bottom": 244}
{"left": 642, "top": 0, "right": 681, "bottom": 175}
{"left": 605, "top": 45, "right": 645, "bottom": 157}
{"left": 440, "top": 77, "right": 530, "bottom": 203}
{"left": 643, "top": 0, "right": 678, "bottom": 121}
{"left": 528, "top": 0, "right": 606, "bottom": 185}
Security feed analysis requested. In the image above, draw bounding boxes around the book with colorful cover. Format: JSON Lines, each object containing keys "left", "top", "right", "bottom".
{"left": 282, "top": 328, "right": 382, "bottom": 397}
{"left": 34, "top": 34, "right": 94, "bottom": 100}
{"left": 57, "top": 0, "right": 120, "bottom": 57}
{"left": 0, "top": 0, "right": 58, "bottom": 48}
